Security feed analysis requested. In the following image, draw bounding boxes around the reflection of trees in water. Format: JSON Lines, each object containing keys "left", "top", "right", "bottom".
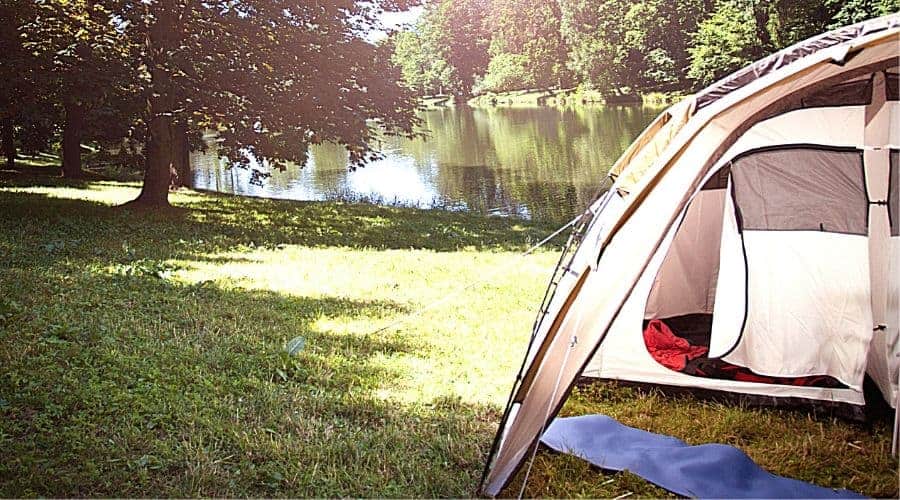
{"left": 306, "top": 142, "right": 351, "bottom": 194}
{"left": 191, "top": 105, "right": 660, "bottom": 224}
{"left": 426, "top": 105, "right": 657, "bottom": 223}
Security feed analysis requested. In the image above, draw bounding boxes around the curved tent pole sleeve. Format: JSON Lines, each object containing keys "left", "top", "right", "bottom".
{"left": 478, "top": 266, "right": 591, "bottom": 495}
{"left": 478, "top": 210, "right": 593, "bottom": 492}
{"left": 894, "top": 371, "right": 899, "bottom": 456}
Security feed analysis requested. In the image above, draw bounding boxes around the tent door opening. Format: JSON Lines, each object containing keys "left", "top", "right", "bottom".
{"left": 642, "top": 146, "right": 878, "bottom": 390}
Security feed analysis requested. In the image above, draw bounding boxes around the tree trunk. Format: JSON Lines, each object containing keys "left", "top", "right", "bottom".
{"left": 130, "top": 3, "right": 180, "bottom": 208}
{"left": 169, "top": 122, "right": 191, "bottom": 189}
{"left": 752, "top": 2, "right": 775, "bottom": 58}
{"left": 62, "top": 98, "right": 85, "bottom": 179}
{"left": 2, "top": 118, "right": 14, "bottom": 170}
{"left": 135, "top": 109, "right": 176, "bottom": 207}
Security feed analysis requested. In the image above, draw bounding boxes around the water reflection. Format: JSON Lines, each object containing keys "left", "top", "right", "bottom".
{"left": 191, "top": 105, "right": 662, "bottom": 225}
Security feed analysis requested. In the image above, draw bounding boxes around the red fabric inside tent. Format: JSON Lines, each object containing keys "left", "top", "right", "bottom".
{"left": 642, "top": 319, "right": 708, "bottom": 371}
{"left": 642, "top": 318, "right": 845, "bottom": 388}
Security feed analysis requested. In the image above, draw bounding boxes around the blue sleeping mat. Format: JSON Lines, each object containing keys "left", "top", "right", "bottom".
{"left": 540, "top": 415, "right": 864, "bottom": 499}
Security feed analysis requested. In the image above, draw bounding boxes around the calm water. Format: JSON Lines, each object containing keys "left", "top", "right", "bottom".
{"left": 191, "top": 105, "right": 662, "bottom": 225}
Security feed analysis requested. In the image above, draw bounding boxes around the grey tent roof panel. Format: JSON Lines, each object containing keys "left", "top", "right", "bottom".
{"left": 695, "top": 16, "right": 900, "bottom": 111}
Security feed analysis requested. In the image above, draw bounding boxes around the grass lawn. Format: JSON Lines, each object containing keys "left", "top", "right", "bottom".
{"left": 0, "top": 176, "right": 897, "bottom": 497}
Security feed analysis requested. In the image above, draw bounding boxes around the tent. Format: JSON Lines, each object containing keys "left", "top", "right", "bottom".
{"left": 480, "top": 14, "right": 900, "bottom": 497}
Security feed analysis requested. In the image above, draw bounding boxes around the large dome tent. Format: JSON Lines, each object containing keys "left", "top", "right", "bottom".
{"left": 480, "top": 13, "right": 900, "bottom": 497}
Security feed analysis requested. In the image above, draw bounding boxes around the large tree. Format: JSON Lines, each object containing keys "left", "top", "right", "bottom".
{"left": 478, "top": 0, "right": 570, "bottom": 93}
{"left": 0, "top": 0, "right": 57, "bottom": 170}
{"left": 427, "top": 0, "right": 492, "bottom": 97}
{"left": 391, "top": 25, "right": 458, "bottom": 95}
{"left": 23, "top": 0, "right": 142, "bottom": 179}
{"left": 102, "top": 0, "right": 419, "bottom": 208}
{"left": 560, "top": 0, "right": 711, "bottom": 95}
{"left": 686, "top": 0, "right": 762, "bottom": 87}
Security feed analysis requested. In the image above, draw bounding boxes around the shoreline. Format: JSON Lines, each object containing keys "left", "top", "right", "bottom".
{"left": 421, "top": 88, "right": 685, "bottom": 108}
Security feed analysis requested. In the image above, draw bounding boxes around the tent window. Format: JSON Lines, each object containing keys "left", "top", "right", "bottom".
{"left": 730, "top": 147, "right": 867, "bottom": 235}
{"left": 891, "top": 150, "right": 899, "bottom": 237}
{"left": 886, "top": 72, "right": 899, "bottom": 101}
{"left": 800, "top": 76, "right": 873, "bottom": 107}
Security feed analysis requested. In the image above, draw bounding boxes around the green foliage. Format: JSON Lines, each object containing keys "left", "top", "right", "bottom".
{"left": 559, "top": 0, "right": 633, "bottom": 93}
{"left": 559, "top": 0, "right": 673, "bottom": 94}
{"left": 771, "top": 0, "right": 840, "bottom": 46}
{"left": 20, "top": 0, "right": 146, "bottom": 177}
{"left": 429, "top": 0, "right": 493, "bottom": 96}
{"left": 396, "top": 0, "right": 896, "bottom": 98}
{"left": 687, "top": 0, "right": 760, "bottom": 87}
{"left": 0, "top": 1, "right": 58, "bottom": 160}
{"left": 477, "top": 0, "right": 570, "bottom": 93}
{"left": 689, "top": 0, "right": 898, "bottom": 88}
{"left": 391, "top": 28, "right": 457, "bottom": 95}
{"left": 828, "top": 0, "right": 900, "bottom": 28}
{"left": 478, "top": 52, "right": 534, "bottom": 93}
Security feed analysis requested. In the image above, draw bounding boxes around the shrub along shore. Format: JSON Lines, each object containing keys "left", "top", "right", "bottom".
{"left": 0, "top": 173, "right": 896, "bottom": 497}
{"left": 422, "top": 89, "right": 684, "bottom": 109}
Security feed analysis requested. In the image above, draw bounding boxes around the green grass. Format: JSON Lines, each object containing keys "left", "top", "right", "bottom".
{"left": 0, "top": 176, "right": 897, "bottom": 497}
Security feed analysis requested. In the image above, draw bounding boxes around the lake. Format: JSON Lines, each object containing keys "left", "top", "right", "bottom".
{"left": 190, "top": 105, "right": 662, "bottom": 226}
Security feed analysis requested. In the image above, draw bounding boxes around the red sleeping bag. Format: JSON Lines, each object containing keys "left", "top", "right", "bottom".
{"left": 643, "top": 318, "right": 845, "bottom": 388}
{"left": 642, "top": 319, "right": 708, "bottom": 371}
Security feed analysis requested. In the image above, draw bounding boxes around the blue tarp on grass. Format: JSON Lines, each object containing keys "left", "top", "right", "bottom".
{"left": 540, "top": 415, "right": 864, "bottom": 499}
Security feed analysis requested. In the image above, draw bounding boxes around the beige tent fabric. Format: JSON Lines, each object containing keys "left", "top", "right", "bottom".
{"left": 607, "top": 107, "right": 672, "bottom": 180}
{"left": 708, "top": 183, "right": 745, "bottom": 359}
{"left": 889, "top": 148, "right": 900, "bottom": 405}
{"left": 868, "top": 236, "right": 900, "bottom": 403}
{"left": 609, "top": 99, "right": 694, "bottom": 194}
{"left": 481, "top": 25, "right": 900, "bottom": 496}
{"left": 866, "top": 72, "right": 893, "bottom": 333}
{"left": 714, "top": 105, "right": 866, "bottom": 156}
{"left": 645, "top": 189, "right": 724, "bottom": 319}
{"left": 515, "top": 192, "right": 627, "bottom": 383}
{"left": 721, "top": 231, "right": 872, "bottom": 388}
{"left": 600, "top": 36, "right": 899, "bottom": 252}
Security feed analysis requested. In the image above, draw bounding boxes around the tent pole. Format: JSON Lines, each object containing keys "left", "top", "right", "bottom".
{"left": 893, "top": 371, "right": 899, "bottom": 456}
{"left": 516, "top": 334, "right": 578, "bottom": 499}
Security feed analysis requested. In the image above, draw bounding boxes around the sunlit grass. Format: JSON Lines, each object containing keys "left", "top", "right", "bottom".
{"left": 0, "top": 177, "right": 896, "bottom": 497}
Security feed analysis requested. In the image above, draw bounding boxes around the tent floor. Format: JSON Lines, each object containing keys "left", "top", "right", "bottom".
{"left": 573, "top": 377, "right": 895, "bottom": 424}
{"left": 643, "top": 314, "right": 847, "bottom": 388}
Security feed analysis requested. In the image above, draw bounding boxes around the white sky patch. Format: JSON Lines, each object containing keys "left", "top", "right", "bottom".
{"left": 343, "top": 154, "right": 440, "bottom": 206}
{"left": 367, "top": 6, "right": 424, "bottom": 42}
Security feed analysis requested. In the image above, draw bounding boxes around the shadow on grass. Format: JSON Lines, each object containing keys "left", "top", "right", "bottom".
{"left": 0, "top": 177, "right": 551, "bottom": 495}
{"left": 0, "top": 256, "right": 498, "bottom": 497}
{"left": 0, "top": 176, "right": 565, "bottom": 256}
